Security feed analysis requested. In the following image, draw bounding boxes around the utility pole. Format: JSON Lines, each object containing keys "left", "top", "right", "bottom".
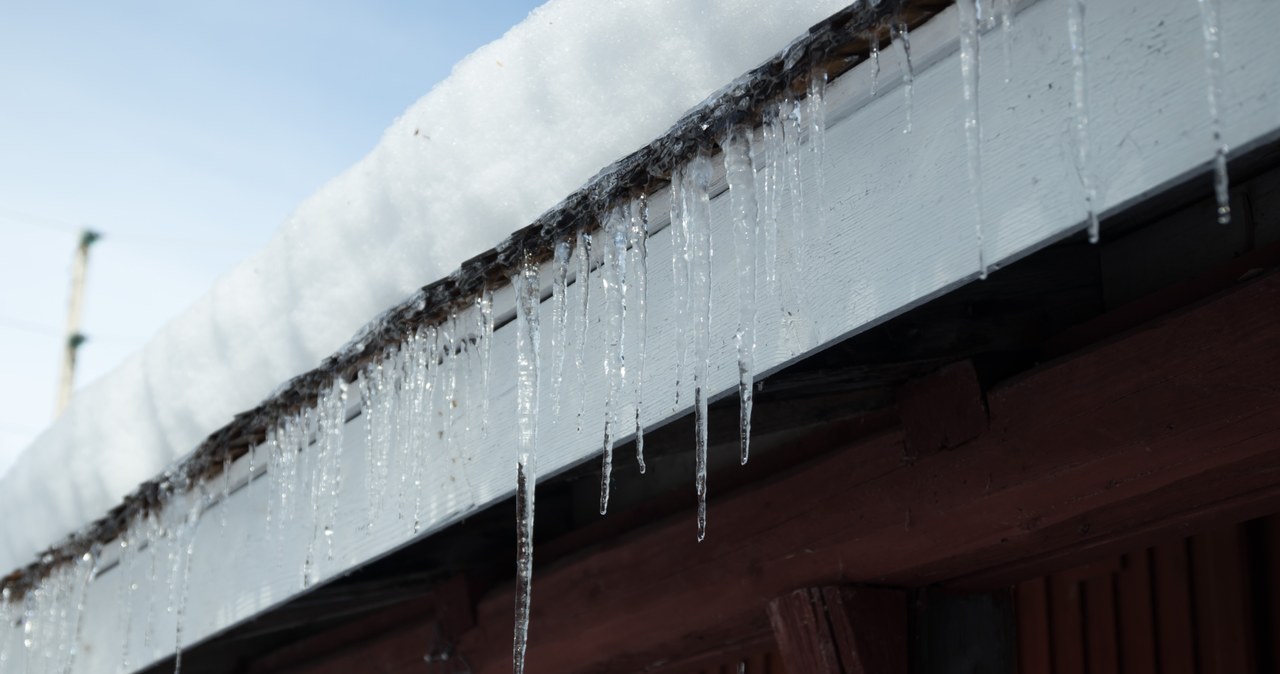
{"left": 56, "top": 228, "right": 99, "bottom": 415}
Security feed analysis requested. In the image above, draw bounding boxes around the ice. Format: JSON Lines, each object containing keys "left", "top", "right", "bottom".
{"left": 956, "top": 0, "right": 988, "bottom": 278}
{"left": 479, "top": 288, "right": 495, "bottom": 437}
{"left": 170, "top": 495, "right": 203, "bottom": 674}
{"left": 996, "top": 0, "right": 1015, "bottom": 83}
{"left": 628, "top": 197, "right": 649, "bottom": 473}
{"left": 870, "top": 32, "right": 881, "bottom": 96}
{"left": 687, "top": 154, "right": 714, "bottom": 542}
{"left": 806, "top": 72, "right": 829, "bottom": 235}
{"left": 890, "top": 21, "right": 915, "bottom": 133}
{"left": 723, "top": 127, "right": 757, "bottom": 465}
{"left": 550, "top": 240, "right": 572, "bottom": 417}
{"left": 574, "top": 228, "right": 593, "bottom": 430}
{"left": 512, "top": 259, "right": 541, "bottom": 674}
{"left": 1197, "top": 0, "right": 1231, "bottom": 224}
{"left": 0, "top": 0, "right": 859, "bottom": 575}
{"left": 1068, "top": 0, "right": 1100, "bottom": 242}
{"left": 599, "top": 206, "right": 629, "bottom": 515}
{"left": 755, "top": 116, "right": 781, "bottom": 287}
{"left": 670, "top": 166, "right": 691, "bottom": 407}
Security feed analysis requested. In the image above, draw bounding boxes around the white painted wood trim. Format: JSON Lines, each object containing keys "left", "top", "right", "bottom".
{"left": 28, "top": 0, "right": 1280, "bottom": 670}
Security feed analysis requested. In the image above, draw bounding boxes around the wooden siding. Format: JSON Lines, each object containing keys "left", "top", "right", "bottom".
{"left": 1015, "top": 515, "right": 1280, "bottom": 674}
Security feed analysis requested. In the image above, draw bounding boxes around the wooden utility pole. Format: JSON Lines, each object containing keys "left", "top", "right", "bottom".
{"left": 56, "top": 228, "right": 99, "bottom": 415}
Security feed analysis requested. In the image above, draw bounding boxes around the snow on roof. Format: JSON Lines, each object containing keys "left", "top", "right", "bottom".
{"left": 0, "top": 0, "right": 894, "bottom": 578}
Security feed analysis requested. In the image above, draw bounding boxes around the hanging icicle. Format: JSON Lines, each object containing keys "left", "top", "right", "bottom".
{"left": 724, "top": 127, "right": 758, "bottom": 466}
{"left": 870, "top": 31, "right": 882, "bottom": 96}
{"left": 1068, "top": 0, "right": 1100, "bottom": 242}
{"left": 629, "top": 196, "right": 649, "bottom": 474}
{"left": 997, "top": 0, "right": 1016, "bottom": 83}
{"left": 599, "top": 205, "right": 629, "bottom": 515}
{"left": 957, "top": 0, "right": 988, "bottom": 277}
{"left": 550, "top": 240, "right": 572, "bottom": 417}
{"left": 574, "top": 228, "right": 593, "bottom": 430}
{"left": 670, "top": 166, "right": 691, "bottom": 407}
{"left": 891, "top": 20, "right": 915, "bottom": 133}
{"left": 1196, "top": 0, "right": 1231, "bottom": 224}
{"left": 512, "top": 256, "right": 541, "bottom": 674}
{"left": 687, "top": 153, "right": 714, "bottom": 542}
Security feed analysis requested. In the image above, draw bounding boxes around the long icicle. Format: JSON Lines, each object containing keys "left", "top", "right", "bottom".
{"left": 630, "top": 196, "right": 649, "bottom": 473}
{"left": 512, "top": 256, "right": 541, "bottom": 674}
{"left": 724, "top": 127, "right": 757, "bottom": 466}
{"left": 1196, "top": 0, "right": 1231, "bottom": 224}
{"left": 891, "top": 20, "right": 915, "bottom": 134}
{"left": 574, "top": 228, "right": 592, "bottom": 431}
{"left": 1068, "top": 0, "right": 1100, "bottom": 242}
{"left": 600, "top": 205, "right": 628, "bottom": 514}
{"left": 670, "top": 166, "right": 690, "bottom": 406}
{"left": 957, "top": 0, "right": 988, "bottom": 277}
{"left": 687, "top": 152, "right": 713, "bottom": 542}
{"left": 550, "top": 240, "right": 571, "bottom": 416}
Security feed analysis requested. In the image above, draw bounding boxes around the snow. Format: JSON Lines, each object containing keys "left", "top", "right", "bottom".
{"left": 0, "top": 0, "right": 856, "bottom": 574}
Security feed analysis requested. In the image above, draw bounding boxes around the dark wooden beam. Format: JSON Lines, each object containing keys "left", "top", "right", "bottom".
{"left": 768, "top": 586, "right": 907, "bottom": 674}
{"left": 897, "top": 360, "right": 987, "bottom": 460}
{"left": 458, "top": 271, "right": 1280, "bottom": 674}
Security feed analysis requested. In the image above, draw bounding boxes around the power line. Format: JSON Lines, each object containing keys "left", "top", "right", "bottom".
{"left": 0, "top": 207, "right": 261, "bottom": 253}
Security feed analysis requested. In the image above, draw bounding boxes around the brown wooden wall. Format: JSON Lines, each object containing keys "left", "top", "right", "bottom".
{"left": 1015, "top": 515, "right": 1280, "bottom": 674}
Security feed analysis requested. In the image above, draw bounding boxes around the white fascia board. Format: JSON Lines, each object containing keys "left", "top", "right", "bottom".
{"left": 49, "top": 0, "right": 1280, "bottom": 670}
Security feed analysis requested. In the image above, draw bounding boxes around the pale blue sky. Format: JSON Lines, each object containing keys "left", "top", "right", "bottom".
{"left": 0, "top": 1, "right": 545, "bottom": 475}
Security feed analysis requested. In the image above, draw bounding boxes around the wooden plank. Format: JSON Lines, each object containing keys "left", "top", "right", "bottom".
{"left": 1049, "top": 576, "right": 1086, "bottom": 674}
{"left": 897, "top": 360, "right": 987, "bottom": 460}
{"left": 1115, "top": 551, "right": 1157, "bottom": 674}
{"left": 1015, "top": 578, "right": 1052, "bottom": 674}
{"left": 769, "top": 589, "right": 842, "bottom": 673}
{"left": 1084, "top": 575, "right": 1119, "bottom": 674}
{"left": 1190, "top": 527, "right": 1256, "bottom": 674}
{"left": 453, "top": 270, "right": 1280, "bottom": 674}
{"left": 768, "top": 586, "right": 906, "bottom": 674}
{"left": 1152, "top": 542, "right": 1197, "bottom": 674}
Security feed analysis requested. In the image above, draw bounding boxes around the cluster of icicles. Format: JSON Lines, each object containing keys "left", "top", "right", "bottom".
{"left": 0, "top": 1, "right": 1237, "bottom": 672}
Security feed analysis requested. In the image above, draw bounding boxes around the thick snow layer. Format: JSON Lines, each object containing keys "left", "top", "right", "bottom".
{"left": 0, "top": 0, "right": 852, "bottom": 572}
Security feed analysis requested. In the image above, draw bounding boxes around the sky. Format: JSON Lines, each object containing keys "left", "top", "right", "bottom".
{"left": 0, "top": 1, "right": 545, "bottom": 476}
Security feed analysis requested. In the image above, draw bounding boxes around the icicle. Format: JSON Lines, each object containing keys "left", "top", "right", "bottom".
{"left": 66, "top": 545, "right": 100, "bottom": 672}
{"left": 998, "top": 0, "right": 1015, "bottom": 83}
{"left": 957, "top": 0, "right": 988, "bottom": 277}
{"left": 870, "top": 32, "right": 881, "bottom": 96}
{"left": 687, "top": 153, "right": 714, "bottom": 542}
{"left": 782, "top": 97, "right": 806, "bottom": 262}
{"left": 171, "top": 493, "right": 204, "bottom": 674}
{"left": 479, "top": 287, "right": 494, "bottom": 437}
{"left": 670, "top": 166, "right": 691, "bottom": 406}
{"left": 1068, "top": 0, "right": 1100, "bottom": 242}
{"left": 755, "top": 116, "right": 780, "bottom": 287}
{"left": 629, "top": 196, "right": 649, "bottom": 473}
{"left": 550, "top": 240, "right": 572, "bottom": 417}
{"left": 574, "top": 228, "right": 592, "bottom": 430}
{"left": 599, "top": 205, "right": 629, "bottom": 514}
{"left": 724, "top": 127, "right": 758, "bottom": 466}
{"left": 512, "top": 257, "right": 541, "bottom": 674}
{"left": 219, "top": 452, "right": 232, "bottom": 532}
{"left": 0, "top": 588, "right": 13, "bottom": 669}
{"left": 414, "top": 328, "right": 439, "bottom": 533}
{"left": 359, "top": 367, "right": 381, "bottom": 524}
{"left": 891, "top": 20, "right": 915, "bottom": 133}
{"left": 1197, "top": 0, "right": 1230, "bottom": 224}
{"left": 806, "top": 71, "right": 829, "bottom": 236}
{"left": 118, "top": 520, "right": 141, "bottom": 673}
